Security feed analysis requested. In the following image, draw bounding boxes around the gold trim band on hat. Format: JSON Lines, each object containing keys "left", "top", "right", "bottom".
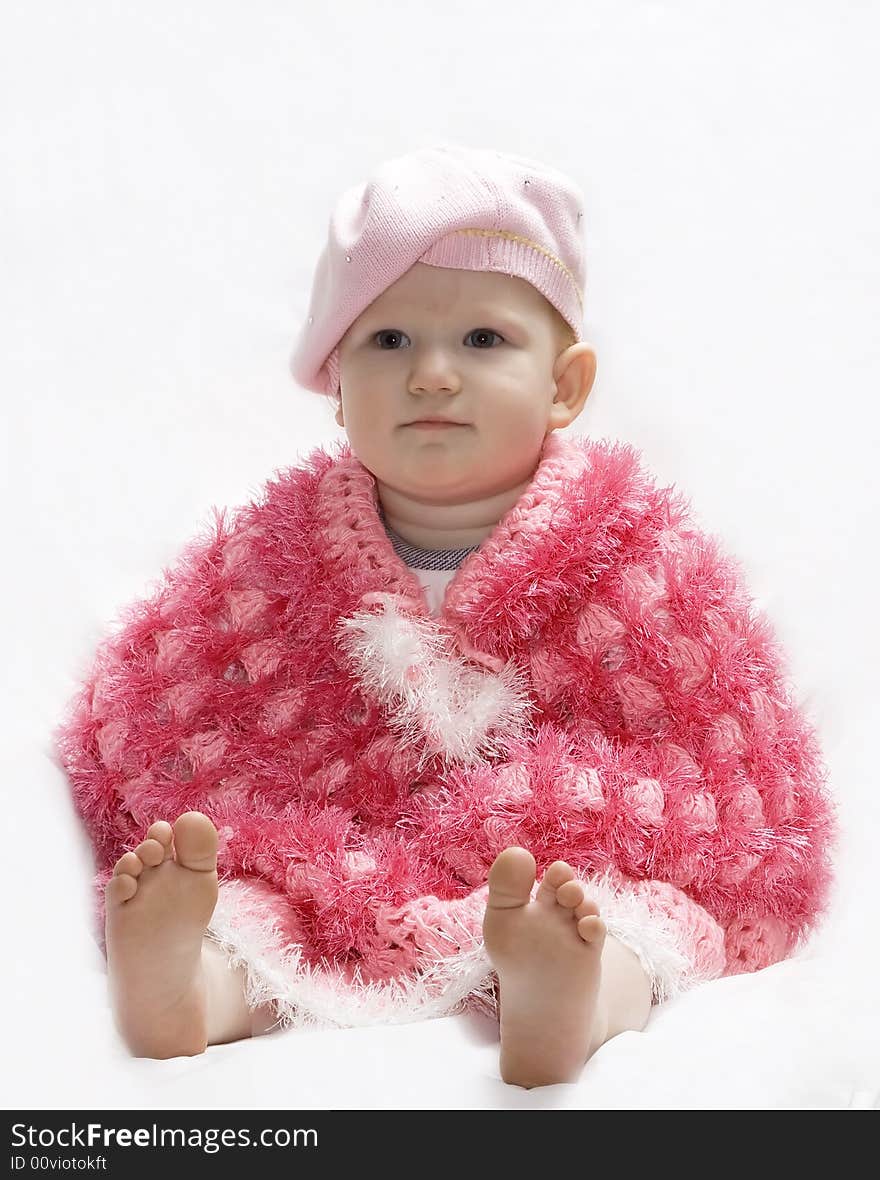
{"left": 452, "top": 227, "right": 584, "bottom": 313}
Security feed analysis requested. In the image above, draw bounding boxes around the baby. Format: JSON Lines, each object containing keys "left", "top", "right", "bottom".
{"left": 56, "top": 143, "right": 837, "bottom": 1090}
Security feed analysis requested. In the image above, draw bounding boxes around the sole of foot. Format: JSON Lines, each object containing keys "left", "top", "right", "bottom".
{"left": 104, "top": 810, "right": 219, "bottom": 1059}
{"left": 482, "top": 846, "right": 607, "bottom": 1088}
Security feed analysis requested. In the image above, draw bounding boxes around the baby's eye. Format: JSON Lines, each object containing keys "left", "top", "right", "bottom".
{"left": 466, "top": 329, "right": 503, "bottom": 348}
{"left": 372, "top": 329, "right": 504, "bottom": 350}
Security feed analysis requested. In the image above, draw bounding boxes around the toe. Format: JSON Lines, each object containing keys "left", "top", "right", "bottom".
{"left": 537, "top": 859, "right": 575, "bottom": 907}
{"left": 106, "top": 873, "right": 138, "bottom": 905}
{"left": 133, "top": 838, "right": 166, "bottom": 867}
{"left": 577, "top": 914, "right": 606, "bottom": 947}
{"left": 172, "top": 811, "right": 218, "bottom": 873}
{"left": 555, "top": 878, "right": 585, "bottom": 909}
{"left": 146, "top": 820, "right": 173, "bottom": 848}
{"left": 486, "top": 847, "right": 536, "bottom": 909}
{"left": 574, "top": 896, "right": 600, "bottom": 921}
{"left": 113, "top": 851, "right": 144, "bottom": 878}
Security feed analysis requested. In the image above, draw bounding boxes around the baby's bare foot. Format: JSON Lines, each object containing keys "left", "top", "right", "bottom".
{"left": 482, "top": 846, "right": 607, "bottom": 1088}
{"left": 105, "top": 811, "right": 218, "bottom": 1058}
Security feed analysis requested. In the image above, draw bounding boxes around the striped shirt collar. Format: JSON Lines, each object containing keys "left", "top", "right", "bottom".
{"left": 379, "top": 508, "right": 481, "bottom": 571}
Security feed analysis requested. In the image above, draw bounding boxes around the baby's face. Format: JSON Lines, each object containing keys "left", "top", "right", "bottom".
{"left": 335, "top": 262, "right": 594, "bottom": 506}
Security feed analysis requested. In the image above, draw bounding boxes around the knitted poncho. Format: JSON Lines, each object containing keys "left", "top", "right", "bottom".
{"left": 53, "top": 431, "right": 838, "bottom": 1030}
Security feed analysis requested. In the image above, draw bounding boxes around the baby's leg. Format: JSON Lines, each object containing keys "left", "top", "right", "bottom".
{"left": 105, "top": 811, "right": 276, "bottom": 1058}
{"left": 202, "top": 937, "right": 279, "bottom": 1045}
{"left": 594, "top": 929, "right": 653, "bottom": 1044}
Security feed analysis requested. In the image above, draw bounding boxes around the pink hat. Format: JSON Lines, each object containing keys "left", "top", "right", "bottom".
{"left": 289, "top": 142, "right": 587, "bottom": 399}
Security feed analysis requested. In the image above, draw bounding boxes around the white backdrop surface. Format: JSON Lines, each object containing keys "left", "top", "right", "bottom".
{"left": 2, "top": 0, "right": 878, "bottom": 1109}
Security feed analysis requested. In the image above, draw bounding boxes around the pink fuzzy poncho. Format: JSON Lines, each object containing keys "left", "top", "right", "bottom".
{"left": 54, "top": 431, "right": 838, "bottom": 1030}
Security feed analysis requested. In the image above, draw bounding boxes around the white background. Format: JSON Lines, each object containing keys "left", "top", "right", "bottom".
{"left": 2, "top": 0, "right": 878, "bottom": 1109}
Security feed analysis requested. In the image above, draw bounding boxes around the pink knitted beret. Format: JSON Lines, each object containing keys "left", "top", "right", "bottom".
{"left": 289, "top": 141, "right": 588, "bottom": 399}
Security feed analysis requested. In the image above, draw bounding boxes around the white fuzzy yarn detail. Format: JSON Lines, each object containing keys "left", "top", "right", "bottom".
{"left": 334, "top": 593, "right": 536, "bottom": 772}
{"left": 206, "top": 879, "right": 498, "bottom": 1032}
{"left": 206, "top": 869, "right": 707, "bottom": 1035}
